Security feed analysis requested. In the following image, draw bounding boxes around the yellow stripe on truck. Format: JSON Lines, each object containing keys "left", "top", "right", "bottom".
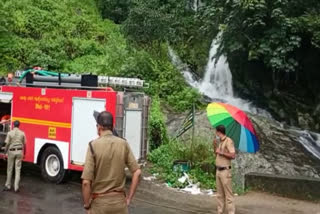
{"left": 12, "top": 117, "right": 71, "bottom": 128}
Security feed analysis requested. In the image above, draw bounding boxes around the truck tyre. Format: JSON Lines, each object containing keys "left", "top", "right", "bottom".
{"left": 40, "top": 146, "right": 66, "bottom": 184}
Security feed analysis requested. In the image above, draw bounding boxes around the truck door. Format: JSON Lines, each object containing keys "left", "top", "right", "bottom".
{"left": 124, "top": 109, "right": 142, "bottom": 160}
{"left": 0, "top": 92, "right": 13, "bottom": 153}
{"left": 71, "top": 98, "right": 105, "bottom": 165}
{"left": 123, "top": 93, "right": 145, "bottom": 160}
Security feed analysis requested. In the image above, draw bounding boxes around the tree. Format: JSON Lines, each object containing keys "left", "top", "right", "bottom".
{"left": 96, "top": 0, "right": 131, "bottom": 24}
{"left": 122, "top": 0, "right": 174, "bottom": 44}
{"left": 199, "top": 0, "right": 320, "bottom": 89}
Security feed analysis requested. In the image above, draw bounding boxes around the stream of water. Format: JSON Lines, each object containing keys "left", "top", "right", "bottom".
{"left": 169, "top": 39, "right": 270, "bottom": 116}
{"left": 168, "top": 37, "right": 320, "bottom": 160}
{"left": 294, "top": 130, "right": 320, "bottom": 160}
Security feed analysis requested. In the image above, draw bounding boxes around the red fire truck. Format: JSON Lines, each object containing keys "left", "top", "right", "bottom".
{"left": 0, "top": 71, "right": 150, "bottom": 183}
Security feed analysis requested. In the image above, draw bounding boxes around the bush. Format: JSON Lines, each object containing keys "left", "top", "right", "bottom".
{"left": 148, "top": 97, "right": 168, "bottom": 150}
{"left": 148, "top": 136, "right": 216, "bottom": 189}
{"left": 167, "top": 87, "right": 201, "bottom": 112}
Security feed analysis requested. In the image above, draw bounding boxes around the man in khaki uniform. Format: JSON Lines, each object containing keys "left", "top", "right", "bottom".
{"left": 213, "top": 125, "right": 236, "bottom": 214}
{"left": 3, "top": 120, "right": 26, "bottom": 192}
{"left": 81, "top": 111, "right": 141, "bottom": 214}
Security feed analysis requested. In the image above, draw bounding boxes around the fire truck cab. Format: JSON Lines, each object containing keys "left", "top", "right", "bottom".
{"left": 0, "top": 72, "right": 150, "bottom": 183}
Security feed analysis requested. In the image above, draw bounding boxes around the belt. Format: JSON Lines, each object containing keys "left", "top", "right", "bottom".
{"left": 216, "top": 166, "right": 231, "bottom": 171}
{"left": 9, "top": 148, "right": 22, "bottom": 151}
{"left": 91, "top": 190, "right": 125, "bottom": 200}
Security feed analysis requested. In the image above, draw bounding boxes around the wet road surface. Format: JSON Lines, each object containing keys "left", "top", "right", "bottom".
{"left": 1, "top": 161, "right": 320, "bottom": 214}
{"left": 0, "top": 162, "right": 201, "bottom": 214}
{"left": 0, "top": 174, "right": 190, "bottom": 214}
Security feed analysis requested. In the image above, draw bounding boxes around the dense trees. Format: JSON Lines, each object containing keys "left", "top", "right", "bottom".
{"left": 0, "top": 0, "right": 200, "bottom": 112}
{"left": 204, "top": 0, "right": 320, "bottom": 91}
{"left": 0, "top": 0, "right": 130, "bottom": 73}
{"left": 96, "top": 0, "right": 320, "bottom": 128}
{"left": 96, "top": 0, "right": 320, "bottom": 93}
{"left": 1, "top": 0, "right": 320, "bottom": 115}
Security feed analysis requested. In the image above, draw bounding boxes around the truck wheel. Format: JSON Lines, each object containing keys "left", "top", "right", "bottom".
{"left": 40, "top": 146, "right": 66, "bottom": 184}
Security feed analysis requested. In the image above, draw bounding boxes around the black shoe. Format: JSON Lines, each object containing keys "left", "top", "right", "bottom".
{"left": 3, "top": 187, "right": 10, "bottom": 191}
{"left": 14, "top": 189, "right": 19, "bottom": 193}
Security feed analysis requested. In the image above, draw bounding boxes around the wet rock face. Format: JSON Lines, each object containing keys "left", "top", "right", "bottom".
{"left": 165, "top": 111, "right": 320, "bottom": 188}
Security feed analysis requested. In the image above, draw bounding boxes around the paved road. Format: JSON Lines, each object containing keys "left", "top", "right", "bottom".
{"left": 0, "top": 162, "right": 199, "bottom": 214}
{"left": 0, "top": 161, "right": 319, "bottom": 214}
{"left": 0, "top": 175, "right": 186, "bottom": 214}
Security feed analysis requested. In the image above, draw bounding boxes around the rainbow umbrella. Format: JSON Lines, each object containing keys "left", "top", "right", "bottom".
{"left": 207, "top": 102, "right": 259, "bottom": 153}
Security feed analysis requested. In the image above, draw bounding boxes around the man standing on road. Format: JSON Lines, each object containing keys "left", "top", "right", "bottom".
{"left": 3, "top": 120, "right": 26, "bottom": 192}
{"left": 82, "top": 111, "right": 141, "bottom": 214}
{"left": 213, "top": 125, "right": 236, "bottom": 214}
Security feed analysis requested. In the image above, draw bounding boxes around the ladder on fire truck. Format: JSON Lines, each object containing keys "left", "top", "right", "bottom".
{"left": 14, "top": 70, "right": 149, "bottom": 89}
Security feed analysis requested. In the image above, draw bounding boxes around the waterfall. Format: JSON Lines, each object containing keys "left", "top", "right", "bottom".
{"left": 169, "top": 38, "right": 270, "bottom": 116}
{"left": 168, "top": 47, "right": 199, "bottom": 88}
{"left": 191, "top": 0, "right": 204, "bottom": 11}
{"left": 192, "top": 0, "right": 199, "bottom": 11}
{"left": 198, "top": 39, "right": 234, "bottom": 99}
{"left": 296, "top": 130, "right": 320, "bottom": 160}
{"left": 169, "top": 38, "right": 320, "bottom": 161}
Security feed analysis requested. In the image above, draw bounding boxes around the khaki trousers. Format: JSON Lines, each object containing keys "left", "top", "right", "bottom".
{"left": 90, "top": 194, "right": 128, "bottom": 214}
{"left": 216, "top": 169, "right": 235, "bottom": 214}
{"left": 5, "top": 150, "right": 23, "bottom": 191}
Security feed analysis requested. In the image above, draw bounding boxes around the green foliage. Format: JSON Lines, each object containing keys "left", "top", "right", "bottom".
{"left": 294, "top": 13, "right": 320, "bottom": 48}
{"left": 122, "top": 0, "right": 174, "bottom": 44}
{"left": 119, "top": 0, "right": 320, "bottom": 88}
{"left": 96, "top": 0, "right": 130, "bottom": 24}
{"left": 121, "top": 0, "right": 212, "bottom": 75}
{"left": 189, "top": 168, "right": 215, "bottom": 190}
{"left": 148, "top": 97, "right": 168, "bottom": 150}
{"left": 0, "top": 0, "right": 131, "bottom": 74}
{"left": 0, "top": 0, "right": 199, "bottom": 112}
{"left": 167, "top": 87, "right": 200, "bottom": 112}
{"left": 199, "top": 0, "right": 320, "bottom": 77}
{"left": 148, "top": 137, "right": 216, "bottom": 189}
{"left": 147, "top": 54, "right": 201, "bottom": 111}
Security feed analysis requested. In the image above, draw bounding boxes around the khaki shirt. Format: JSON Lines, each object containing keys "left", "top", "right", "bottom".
{"left": 215, "top": 137, "right": 235, "bottom": 167}
{"left": 81, "top": 130, "right": 140, "bottom": 194}
{"left": 5, "top": 127, "right": 26, "bottom": 153}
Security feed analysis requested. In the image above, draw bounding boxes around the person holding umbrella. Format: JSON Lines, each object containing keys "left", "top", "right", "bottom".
{"left": 207, "top": 102, "right": 260, "bottom": 214}
{"left": 213, "top": 125, "right": 236, "bottom": 214}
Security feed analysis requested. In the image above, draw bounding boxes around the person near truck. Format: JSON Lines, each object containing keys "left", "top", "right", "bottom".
{"left": 3, "top": 120, "right": 26, "bottom": 192}
{"left": 81, "top": 111, "right": 141, "bottom": 214}
{"left": 0, "top": 114, "right": 11, "bottom": 132}
{"left": 213, "top": 125, "right": 236, "bottom": 214}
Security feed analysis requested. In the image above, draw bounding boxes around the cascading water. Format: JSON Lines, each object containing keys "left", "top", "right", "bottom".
{"left": 198, "top": 39, "right": 234, "bottom": 99}
{"left": 295, "top": 130, "right": 320, "bottom": 160}
{"left": 192, "top": 0, "right": 202, "bottom": 11}
{"left": 168, "top": 47, "right": 199, "bottom": 88}
{"left": 169, "top": 38, "right": 270, "bottom": 115}
{"left": 169, "top": 37, "right": 320, "bottom": 161}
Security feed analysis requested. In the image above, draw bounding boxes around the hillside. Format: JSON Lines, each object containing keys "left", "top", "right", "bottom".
{"left": 0, "top": 0, "right": 199, "bottom": 112}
